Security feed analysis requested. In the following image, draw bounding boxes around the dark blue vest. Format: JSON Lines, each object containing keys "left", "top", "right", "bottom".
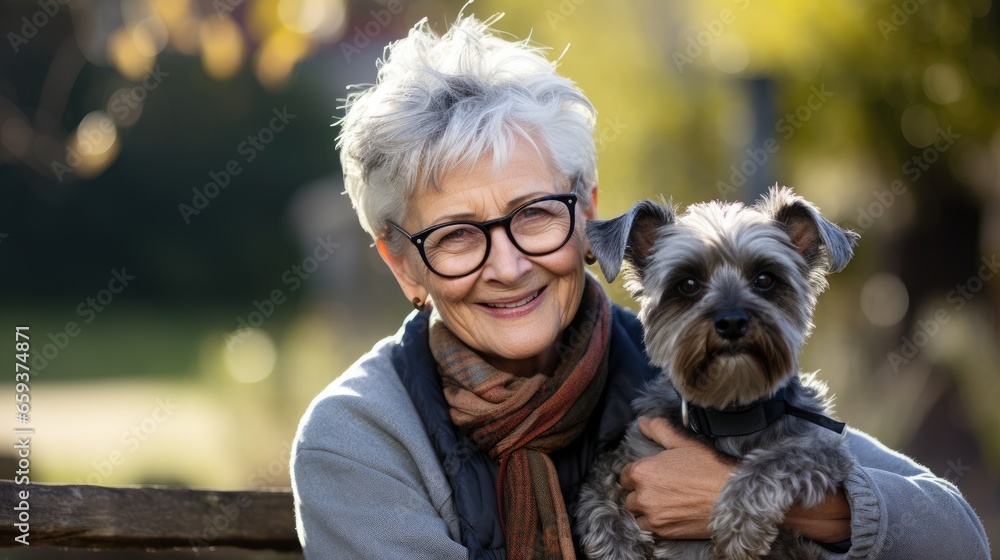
{"left": 391, "top": 305, "right": 659, "bottom": 559}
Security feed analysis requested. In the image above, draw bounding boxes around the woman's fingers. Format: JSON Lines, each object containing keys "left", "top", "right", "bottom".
{"left": 636, "top": 416, "right": 698, "bottom": 449}
{"left": 617, "top": 422, "right": 737, "bottom": 540}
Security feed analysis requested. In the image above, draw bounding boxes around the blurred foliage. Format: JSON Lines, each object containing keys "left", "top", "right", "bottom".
{"left": 0, "top": 0, "right": 997, "bottom": 552}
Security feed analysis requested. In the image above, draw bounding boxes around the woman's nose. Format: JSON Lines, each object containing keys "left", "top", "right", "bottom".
{"left": 480, "top": 227, "right": 532, "bottom": 282}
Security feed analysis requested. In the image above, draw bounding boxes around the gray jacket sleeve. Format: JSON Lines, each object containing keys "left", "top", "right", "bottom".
{"left": 290, "top": 339, "right": 467, "bottom": 560}
{"left": 833, "top": 428, "right": 990, "bottom": 559}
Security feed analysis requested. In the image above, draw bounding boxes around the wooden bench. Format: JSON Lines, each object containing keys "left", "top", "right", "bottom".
{"left": 0, "top": 480, "right": 301, "bottom": 553}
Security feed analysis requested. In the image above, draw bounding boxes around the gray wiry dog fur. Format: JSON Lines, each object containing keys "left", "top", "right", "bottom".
{"left": 575, "top": 186, "right": 860, "bottom": 560}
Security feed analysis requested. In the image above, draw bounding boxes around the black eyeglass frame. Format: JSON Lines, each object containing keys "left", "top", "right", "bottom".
{"left": 386, "top": 193, "right": 579, "bottom": 279}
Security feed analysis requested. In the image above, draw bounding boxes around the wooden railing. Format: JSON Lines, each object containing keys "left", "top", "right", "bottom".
{"left": 0, "top": 481, "right": 301, "bottom": 553}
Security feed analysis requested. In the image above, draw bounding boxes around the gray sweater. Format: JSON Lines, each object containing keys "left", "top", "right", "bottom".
{"left": 291, "top": 333, "right": 990, "bottom": 559}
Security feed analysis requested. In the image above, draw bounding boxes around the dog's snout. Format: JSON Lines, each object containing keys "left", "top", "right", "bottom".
{"left": 714, "top": 309, "right": 750, "bottom": 340}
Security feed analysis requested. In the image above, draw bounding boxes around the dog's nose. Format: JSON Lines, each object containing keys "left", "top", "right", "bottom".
{"left": 714, "top": 309, "right": 749, "bottom": 340}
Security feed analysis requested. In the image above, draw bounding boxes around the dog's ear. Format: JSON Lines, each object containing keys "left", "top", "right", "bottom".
{"left": 586, "top": 200, "right": 674, "bottom": 282}
{"left": 762, "top": 185, "right": 860, "bottom": 273}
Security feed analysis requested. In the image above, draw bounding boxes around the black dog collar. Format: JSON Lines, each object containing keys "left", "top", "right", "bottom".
{"left": 681, "top": 386, "right": 846, "bottom": 438}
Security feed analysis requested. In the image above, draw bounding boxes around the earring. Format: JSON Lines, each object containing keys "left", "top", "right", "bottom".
{"left": 412, "top": 297, "right": 426, "bottom": 311}
{"left": 585, "top": 250, "right": 597, "bottom": 265}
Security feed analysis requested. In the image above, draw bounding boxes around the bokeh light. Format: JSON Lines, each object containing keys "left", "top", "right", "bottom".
{"left": 277, "top": 0, "right": 347, "bottom": 40}
{"left": 155, "top": 0, "right": 199, "bottom": 54}
{"left": 107, "top": 27, "right": 156, "bottom": 80}
{"left": 200, "top": 16, "right": 246, "bottom": 80}
{"left": 924, "top": 63, "right": 965, "bottom": 105}
{"left": 710, "top": 34, "right": 750, "bottom": 74}
{"left": 130, "top": 16, "right": 170, "bottom": 57}
{"left": 67, "top": 111, "right": 120, "bottom": 178}
{"left": 860, "top": 273, "right": 910, "bottom": 328}
{"left": 900, "top": 104, "right": 940, "bottom": 148}
{"left": 223, "top": 329, "right": 278, "bottom": 383}
{"left": 254, "top": 28, "right": 312, "bottom": 90}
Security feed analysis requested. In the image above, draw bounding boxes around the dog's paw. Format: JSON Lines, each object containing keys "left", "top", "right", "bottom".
{"left": 710, "top": 533, "right": 772, "bottom": 560}
{"left": 577, "top": 439, "right": 658, "bottom": 559}
{"left": 579, "top": 506, "right": 651, "bottom": 560}
{"left": 709, "top": 505, "right": 781, "bottom": 560}
{"left": 577, "top": 480, "right": 651, "bottom": 559}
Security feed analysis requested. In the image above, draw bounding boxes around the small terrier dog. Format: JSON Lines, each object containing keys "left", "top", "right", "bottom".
{"left": 576, "top": 187, "right": 859, "bottom": 560}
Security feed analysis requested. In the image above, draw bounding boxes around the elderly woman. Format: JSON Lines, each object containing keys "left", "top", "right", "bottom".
{"left": 290, "top": 13, "right": 988, "bottom": 560}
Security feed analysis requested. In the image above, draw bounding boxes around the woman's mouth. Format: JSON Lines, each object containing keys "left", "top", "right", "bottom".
{"left": 479, "top": 286, "right": 547, "bottom": 318}
{"left": 485, "top": 290, "right": 541, "bottom": 309}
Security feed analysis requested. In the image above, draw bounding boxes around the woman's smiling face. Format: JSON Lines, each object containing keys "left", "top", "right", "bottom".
{"left": 379, "top": 137, "right": 597, "bottom": 376}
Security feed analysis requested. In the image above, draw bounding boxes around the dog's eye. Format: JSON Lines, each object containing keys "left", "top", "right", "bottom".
{"left": 753, "top": 273, "right": 776, "bottom": 291}
{"left": 678, "top": 278, "right": 701, "bottom": 296}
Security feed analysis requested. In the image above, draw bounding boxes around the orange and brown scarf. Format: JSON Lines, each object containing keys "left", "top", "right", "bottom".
{"left": 429, "top": 277, "right": 611, "bottom": 560}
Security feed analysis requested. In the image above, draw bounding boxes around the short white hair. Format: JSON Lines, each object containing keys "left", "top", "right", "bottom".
{"left": 337, "top": 12, "right": 598, "bottom": 245}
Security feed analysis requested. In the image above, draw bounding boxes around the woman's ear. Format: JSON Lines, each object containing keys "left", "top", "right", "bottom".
{"left": 375, "top": 238, "right": 428, "bottom": 304}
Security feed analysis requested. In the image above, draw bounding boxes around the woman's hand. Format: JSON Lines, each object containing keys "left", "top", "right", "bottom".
{"left": 785, "top": 492, "right": 852, "bottom": 544}
{"left": 620, "top": 416, "right": 852, "bottom": 544}
{"left": 618, "top": 416, "right": 734, "bottom": 539}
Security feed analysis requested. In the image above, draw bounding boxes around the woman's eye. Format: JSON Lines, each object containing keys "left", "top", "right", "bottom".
{"left": 753, "top": 273, "right": 776, "bottom": 291}
{"left": 433, "top": 226, "right": 481, "bottom": 250}
{"left": 678, "top": 278, "right": 701, "bottom": 297}
{"left": 440, "top": 229, "right": 469, "bottom": 242}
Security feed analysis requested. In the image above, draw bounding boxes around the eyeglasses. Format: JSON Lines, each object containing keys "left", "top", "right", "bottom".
{"left": 387, "top": 193, "right": 578, "bottom": 278}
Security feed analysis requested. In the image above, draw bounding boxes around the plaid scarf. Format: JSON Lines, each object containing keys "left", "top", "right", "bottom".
{"left": 429, "top": 277, "right": 611, "bottom": 559}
